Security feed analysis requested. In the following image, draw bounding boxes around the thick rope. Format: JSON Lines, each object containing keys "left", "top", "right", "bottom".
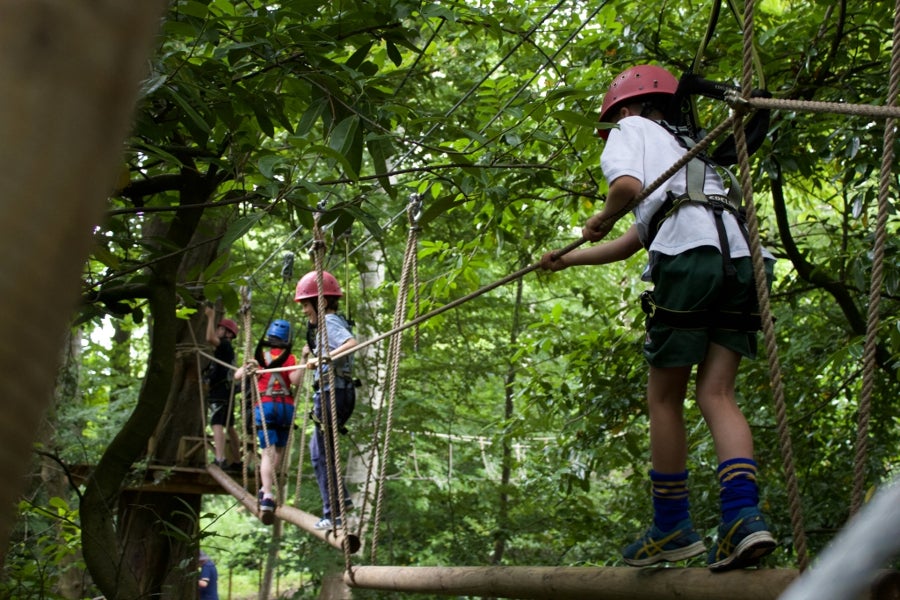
{"left": 745, "top": 95, "right": 900, "bottom": 119}
{"left": 239, "top": 291, "right": 256, "bottom": 493}
{"left": 850, "top": 0, "right": 900, "bottom": 517}
{"left": 361, "top": 198, "right": 421, "bottom": 569}
{"left": 733, "top": 0, "right": 809, "bottom": 571}
{"left": 277, "top": 373, "right": 299, "bottom": 504}
{"left": 411, "top": 198, "right": 423, "bottom": 351}
{"left": 311, "top": 216, "right": 354, "bottom": 569}
{"left": 292, "top": 367, "right": 311, "bottom": 505}
{"left": 189, "top": 324, "right": 213, "bottom": 466}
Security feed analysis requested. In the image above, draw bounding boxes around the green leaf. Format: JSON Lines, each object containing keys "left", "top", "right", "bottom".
{"left": 386, "top": 39, "right": 403, "bottom": 66}
{"left": 163, "top": 86, "right": 212, "bottom": 135}
{"left": 313, "top": 142, "right": 359, "bottom": 180}
{"left": 329, "top": 115, "right": 360, "bottom": 157}
{"left": 551, "top": 109, "right": 602, "bottom": 129}
{"left": 346, "top": 42, "right": 373, "bottom": 70}
{"left": 366, "top": 135, "right": 396, "bottom": 198}
{"left": 218, "top": 213, "right": 265, "bottom": 252}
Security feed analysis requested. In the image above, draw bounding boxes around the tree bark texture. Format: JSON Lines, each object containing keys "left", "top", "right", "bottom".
{"left": 0, "top": 0, "right": 166, "bottom": 567}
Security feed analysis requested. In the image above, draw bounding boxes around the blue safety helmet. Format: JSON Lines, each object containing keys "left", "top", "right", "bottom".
{"left": 266, "top": 319, "right": 292, "bottom": 345}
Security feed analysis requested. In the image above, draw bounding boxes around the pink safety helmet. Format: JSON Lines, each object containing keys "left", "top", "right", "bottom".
{"left": 295, "top": 270, "right": 343, "bottom": 302}
{"left": 597, "top": 65, "right": 679, "bottom": 140}
{"left": 218, "top": 318, "right": 239, "bottom": 338}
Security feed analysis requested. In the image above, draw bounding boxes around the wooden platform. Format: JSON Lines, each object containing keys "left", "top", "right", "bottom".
{"left": 69, "top": 462, "right": 243, "bottom": 495}
{"left": 67, "top": 435, "right": 259, "bottom": 495}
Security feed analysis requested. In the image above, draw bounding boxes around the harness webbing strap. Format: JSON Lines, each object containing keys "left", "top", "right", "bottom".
{"left": 640, "top": 290, "right": 762, "bottom": 332}
{"left": 645, "top": 122, "right": 746, "bottom": 252}
{"left": 712, "top": 205, "right": 737, "bottom": 278}
{"left": 684, "top": 149, "right": 708, "bottom": 203}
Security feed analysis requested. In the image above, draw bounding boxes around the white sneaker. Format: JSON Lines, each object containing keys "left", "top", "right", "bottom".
{"left": 314, "top": 516, "right": 342, "bottom": 530}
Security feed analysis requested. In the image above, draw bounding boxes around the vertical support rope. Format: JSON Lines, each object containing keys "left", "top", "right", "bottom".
{"left": 850, "top": 0, "right": 900, "bottom": 517}
{"left": 733, "top": 0, "right": 809, "bottom": 571}
{"left": 364, "top": 198, "right": 421, "bottom": 567}
{"left": 311, "top": 214, "right": 354, "bottom": 569}
{"left": 411, "top": 198, "right": 423, "bottom": 352}
{"left": 239, "top": 288, "right": 260, "bottom": 496}
{"left": 292, "top": 368, "right": 311, "bottom": 505}
{"left": 190, "top": 324, "right": 212, "bottom": 466}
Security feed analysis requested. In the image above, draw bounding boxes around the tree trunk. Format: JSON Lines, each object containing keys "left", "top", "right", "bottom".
{"left": 491, "top": 272, "right": 525, "bottom": 566}
{"left": 0, "top": 0, "right": 166, "bottom": 567}
{"left": 81, "top": 169, "right": 228, "bottom": 598}
{"left": 259, "top": 510, "right": 284, "bottom": 600}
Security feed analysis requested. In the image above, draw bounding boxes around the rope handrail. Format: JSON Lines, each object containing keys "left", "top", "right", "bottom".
{"left": 306, "top": 115, "right": 740, "bottom": 370}
{"left": 743, "top": 95, "right": 900, "bottom": 118}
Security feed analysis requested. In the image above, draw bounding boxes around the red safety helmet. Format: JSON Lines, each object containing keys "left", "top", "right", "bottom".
{"left": 597, "top": 65, "right": 679, "bottom": 140}
{"left": 218, "top": 319, "right": 239, "bottom": 338}
{"left": 294, "top": 270, "right": 343, "bottom": 302}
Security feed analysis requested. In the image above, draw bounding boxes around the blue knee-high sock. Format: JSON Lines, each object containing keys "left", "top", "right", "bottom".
{"left": 651, "top": 470, "right": 690, "bottom": 531}
{"left": 718, "top": 458, "right": 760, "bottom": 523}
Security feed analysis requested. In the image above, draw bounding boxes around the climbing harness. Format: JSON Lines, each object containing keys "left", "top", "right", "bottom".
{"left": 636, "top": 121, "right": 763, "bottom": 333}
{"left": 644, "top": 122, "right": 744, "bottom": 250}
{"left": 258, "top": 348, "right": 295, "bottom": 428}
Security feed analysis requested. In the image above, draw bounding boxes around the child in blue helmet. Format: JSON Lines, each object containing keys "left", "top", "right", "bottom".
{"left": 235, "top": 318, "right": 302, "bottom": 525}
{"left": 541, "top": 64, "right": 776, "bottom": 571}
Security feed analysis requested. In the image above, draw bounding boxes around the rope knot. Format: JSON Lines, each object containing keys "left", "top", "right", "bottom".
{"left": 242, "top": 360, "right": 259, "bottom": 376}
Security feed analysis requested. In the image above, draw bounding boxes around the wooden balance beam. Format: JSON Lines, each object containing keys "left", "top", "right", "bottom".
{"left": 343, "top": 565, "right": 898, "bottom": 599}
{"left": 206, "top": 464, "right": 360, "bottom": 554}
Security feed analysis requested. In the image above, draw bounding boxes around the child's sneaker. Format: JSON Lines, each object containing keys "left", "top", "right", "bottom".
{"left": 314, "top": 516, "right": 342, "bottom": 530}
{"left": 622, "top": 519, "right": 706, "bottom": 566}
{"left": 707, "top": 507, "right": 776, "bottom": 572}
{"left": 259, "top": 497, "right": 276, "bottom": 526}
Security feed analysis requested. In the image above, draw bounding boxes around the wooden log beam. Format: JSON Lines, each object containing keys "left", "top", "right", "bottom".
{"left": 206, "top": 465, "right": 360, "bottom": 554}
{"left": 345, "top": 565, "right": 900, "bottom": 599}
{"left": 207, "top": 464, "right": 265, "bottom": 518}
{"left": 345, "top": 565, "right": 798, "bottom": 600}
{"left": 276, "top": 504, "right": 361, "bottom": 555}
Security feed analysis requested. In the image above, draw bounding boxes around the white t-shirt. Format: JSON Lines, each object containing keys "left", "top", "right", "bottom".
{"left": 600, "top": 116, "right": 762, "bottom": 263}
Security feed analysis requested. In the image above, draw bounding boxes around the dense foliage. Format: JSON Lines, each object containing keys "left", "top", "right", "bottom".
{"left": 6, "top": 0, "right": 899, "bottom": 598}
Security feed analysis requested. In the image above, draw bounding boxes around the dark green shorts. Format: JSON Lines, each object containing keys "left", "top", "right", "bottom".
{"left": 642, "top": 247, "right": 774, "bottom": 368}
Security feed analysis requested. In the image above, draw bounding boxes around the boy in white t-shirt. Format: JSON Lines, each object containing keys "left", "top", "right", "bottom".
{"left": 541, "top": 64, "right": 776, "bottom": 572}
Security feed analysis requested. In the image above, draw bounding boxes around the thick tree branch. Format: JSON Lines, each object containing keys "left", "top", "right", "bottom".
{"left": 771, "top": 159, "right": 896, "bottom": 379}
